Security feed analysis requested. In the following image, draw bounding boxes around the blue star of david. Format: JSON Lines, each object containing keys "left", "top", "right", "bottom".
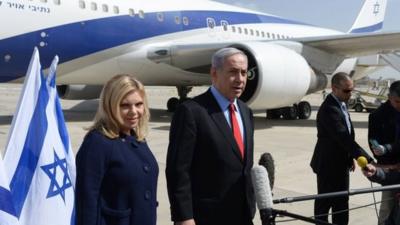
{"left": 41, "top": 150, "right": 72, "bottom": 202}
{"left": 373, "top": 2, "right": 380, "bottom": 16}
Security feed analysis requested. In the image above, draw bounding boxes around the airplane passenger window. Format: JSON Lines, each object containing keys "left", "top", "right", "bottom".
{"left": 221, "top": 20, "right": 228, "bottom": 31}
{"left": 256, "top": 30, "right": 260, "bottom": 36}
{"left": 40, "top": 0, "right": 47, "bottom": 2}
{"left": 206, "top": 18, "right": 216, "bottom": 29}
{"left": 271, "top": 33, "right": 275, "bottom": 39}
{"left": 79, "top": 0, "right": 86, "bottom": 9}
{"left": 139, "top": 10, "right": 145, "bottom": 19}
{"left": 53, "top": 0, "right": 60, "bottom": 5}
{"left": 277, "top": 34, "right": 281, "bottom": 39}
{"left": 182, "top": 17, "right": 189, "bottom": 26}
{"left": 231, "top": 26, "right": 236, "bottom": 33}
{"left": 129, "top": 9, "right": 135, "bottom": 17}
{"left": 175, "top": 16, "right": 181, "bottom": 24}
{"left": 244, "top": 28, "right": 248, "bottom": 35}
{"left": 267, "top": 32, "right": 270, "bottom": 38}
{"left": 113, "top": 6, "right": 119, "bottom": 14}
{"left": 261, "top": 31, "right": 265, "bottom": 37}
{"left": 102, "top": 4, "right": 108, "bottom": 12}
{"left": 238, "top": 27, "right": 242, "bottom": 34}
{"left": 90, "top": 2, "right": 97, "bottom": 11}
{"left": 157, "top": 12, "right": 164, "bottom": 22}
{"left": 250, "top": 29, "right": 254, "bottom": 36}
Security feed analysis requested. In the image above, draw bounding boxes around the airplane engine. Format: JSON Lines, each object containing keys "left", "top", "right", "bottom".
{"left": 57, "top": 85, "right": 103, "bottom": 100}
{"left": 232, "top": 42, "right": 317, "bottom": 110}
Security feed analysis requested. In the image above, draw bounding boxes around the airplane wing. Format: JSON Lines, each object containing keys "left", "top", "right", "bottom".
{"left": 296, "top": 31, "right": 400, "bottom": 57}
{"left": 147, "top": 31, "right": 400, "bottom": 75}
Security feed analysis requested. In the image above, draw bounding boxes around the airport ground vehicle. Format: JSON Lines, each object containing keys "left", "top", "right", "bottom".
{"left": 348, "top": 93, "right": 382, "bottom": 113}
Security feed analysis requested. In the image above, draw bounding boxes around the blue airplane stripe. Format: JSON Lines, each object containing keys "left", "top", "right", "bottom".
{"left": 9, "top": 72, "right": 49, "bottom": 217}
{"left": 0, "top": 186, "right": 17, "bottom": 216}
{"left": 0, "top": 10, "right": 307, "bottom": 82}
{"left": 350, "top": 22, "right": 383, "bottom": 33}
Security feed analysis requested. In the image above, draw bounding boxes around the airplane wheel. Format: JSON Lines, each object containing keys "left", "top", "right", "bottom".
{"left": 167, "top": 97, "right": 179, "bottom": 112}
{"left": 282, "top": 106, "right": 297, "bottom": 120}
{"left": 354, "top": 103, "right": 363, "bottom": 112}
{"left": 298, "top": 101, "right": 311, "bottom": 119}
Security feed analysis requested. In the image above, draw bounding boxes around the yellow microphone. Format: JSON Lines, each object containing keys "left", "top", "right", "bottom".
{"left": 357, "top": 156, "right": 368, "bottom": 169}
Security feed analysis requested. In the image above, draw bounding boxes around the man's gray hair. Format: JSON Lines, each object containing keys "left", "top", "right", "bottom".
{"left": 211, "top": 47, "right": 247, "bottom": 70}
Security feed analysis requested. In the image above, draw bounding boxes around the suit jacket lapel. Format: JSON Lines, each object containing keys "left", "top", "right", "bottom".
{"left": 205, "top": 91, "right": 244, "bottom": 162}
{"left": 238, "top": 100, "right": 251, "bottom": 161}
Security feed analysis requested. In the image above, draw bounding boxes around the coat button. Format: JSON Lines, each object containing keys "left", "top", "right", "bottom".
{"left": 144, "top": 191, "right": 151, "bottom": 200}
{"left": 143, "top": 165, "right": 150, "bottom": 173}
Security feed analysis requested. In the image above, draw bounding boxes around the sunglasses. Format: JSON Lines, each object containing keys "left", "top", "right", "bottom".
{"left": 341, "top": 89, "right": 353, "bottom": 93}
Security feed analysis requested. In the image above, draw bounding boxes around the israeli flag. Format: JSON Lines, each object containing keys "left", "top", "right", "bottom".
{"left": 3, "top": 48, "right": 76, "bottom": 225}
{"left": 0, "top": 157, "right": 18, "bottom": 225}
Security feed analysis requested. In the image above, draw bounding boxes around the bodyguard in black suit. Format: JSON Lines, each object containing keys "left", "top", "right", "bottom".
{"left": 310, "top": 73, "right": 372, "bottom": 225}
{"left": 368, "top": 80, "right": 400, "bottom": 225}
{"left": 166, "top": 48, "right": 255, "bottom": 225}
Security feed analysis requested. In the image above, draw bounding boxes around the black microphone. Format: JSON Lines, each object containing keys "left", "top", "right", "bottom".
{"left": 251, "top": 165, "right": 274, "bottom": 225}
{"left": 258, "top": 152, "right": 275, "bottom": 190}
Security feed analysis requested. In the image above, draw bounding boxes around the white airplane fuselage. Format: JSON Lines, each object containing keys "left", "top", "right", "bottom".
{"left": 0, "top": 0, "right": 394, "bottom": 110}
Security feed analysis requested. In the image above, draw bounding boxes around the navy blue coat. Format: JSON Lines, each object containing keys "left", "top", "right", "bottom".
{"left": 76, "top": 130, "right": 159, "bottom": 225}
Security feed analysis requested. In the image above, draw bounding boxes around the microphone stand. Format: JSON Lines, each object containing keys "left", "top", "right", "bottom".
{"left": 260, "top": 208, "right": 334, "bottom": 225}
{"left": 273, "top": 183, "right": 400, "bottom": 204}
{"left": 272, "top": 209, "right": 334, "bottom": 225}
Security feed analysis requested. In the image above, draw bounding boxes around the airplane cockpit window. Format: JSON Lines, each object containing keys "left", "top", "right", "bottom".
{"left": 206, "top": 18, "right": 216, "bottom": 29}
{"left": 113, "top": 5, "right": 119, "bottom": 14}
{"left": 157, "top": 12, "right": 164, "bottom": 22}
{"left": 102, "top": 4, "right": 108, "bottom": 13}
{"left": 79, "top": 0, "right": 86, "bottom": 9}
{"left": 182, "top": 16, "right": 189, "bottom": 26}
{"left": 90, "top": 2, "right": 97, "bottom": 11}
{"left": 139, "top": 10, "right": 145, "bottom": 19}
{"left": 53, "top": 0, "right": 60, "bottom": 5}
{"left": 129, "top": 9, "right": 135, "bottom": 17}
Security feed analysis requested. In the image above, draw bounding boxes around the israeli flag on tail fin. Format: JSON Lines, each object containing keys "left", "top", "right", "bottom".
{"left": 3, "top": 48, "right": 76, "bottom": 225}
{"left": 348, "top": 0, "right": 387, "bottom": 33}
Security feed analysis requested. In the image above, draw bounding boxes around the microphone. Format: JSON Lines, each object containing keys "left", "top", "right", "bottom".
{"left": 251, "top": 165, "right": 273, "bottom": 225}
{"left": 357, "top": 156, "right": 368, "bottom": 169}
{"left": 258, "top": 152, "right": 275, "bottom": 190}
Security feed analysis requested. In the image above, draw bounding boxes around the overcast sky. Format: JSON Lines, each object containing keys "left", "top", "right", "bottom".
{"left": 215, "top": 0, "right": 400, "bottom": 79}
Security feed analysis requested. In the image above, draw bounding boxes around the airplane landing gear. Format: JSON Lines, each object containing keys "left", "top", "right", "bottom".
{"left": 167, "top": 86, "right": 193, "bottom": 112}
{"left": 266, "top": 101, "right": 312, "bottom": 120}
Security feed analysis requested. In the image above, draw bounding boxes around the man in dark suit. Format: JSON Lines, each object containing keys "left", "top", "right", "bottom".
{"left": 310, "top": 72, "right": 372, "bottom": 225}
{"left": 368, "top": 80, "right": 400, "bottom": 225}
{"left": 166, "top": 47, "right": 255, "bottom": 225}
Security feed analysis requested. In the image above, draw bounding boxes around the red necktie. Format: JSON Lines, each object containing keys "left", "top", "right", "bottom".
{"left": 229, "top": 103, "right": 244, "bottom": 159}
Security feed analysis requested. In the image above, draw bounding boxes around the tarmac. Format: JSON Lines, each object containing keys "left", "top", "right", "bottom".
{"left": 0, "top": 83, "right": 384, "bottom": 225}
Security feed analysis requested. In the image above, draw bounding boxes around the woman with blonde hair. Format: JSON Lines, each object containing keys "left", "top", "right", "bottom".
{"left": 76, "top": 74, "right": 158, "bottom": 225}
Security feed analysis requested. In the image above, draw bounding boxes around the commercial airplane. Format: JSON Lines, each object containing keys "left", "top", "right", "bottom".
{"left": 1, "top": 0, "right": 400, "bottom": 119}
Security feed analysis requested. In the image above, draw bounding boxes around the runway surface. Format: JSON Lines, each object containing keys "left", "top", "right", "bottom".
{"left": 0, "top": 83, "right": 383, "bottom": 225}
